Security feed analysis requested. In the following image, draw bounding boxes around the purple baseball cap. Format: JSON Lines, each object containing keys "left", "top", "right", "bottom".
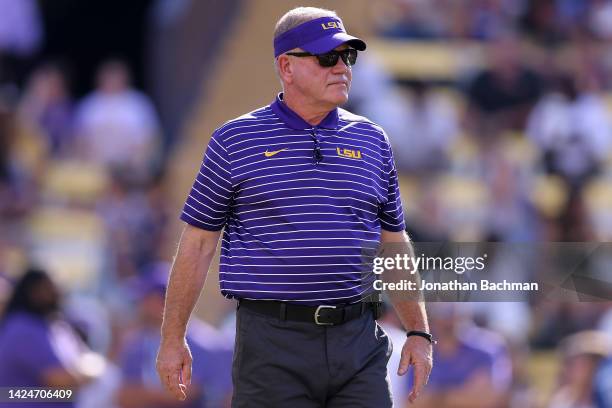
{"left": 274, "top": 16, "right": 366, "bottom": 57}
{"left": 129, "top": 262, "right": 170, "bottom": 300}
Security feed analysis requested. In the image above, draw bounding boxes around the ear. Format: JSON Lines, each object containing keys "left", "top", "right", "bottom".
{"left": 277, "top": 55, "right": 294, "bottom": 84}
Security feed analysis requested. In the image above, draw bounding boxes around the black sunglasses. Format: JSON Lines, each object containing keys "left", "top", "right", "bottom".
{"left": 286, "top": 49, "right": 358, "bottom": 67}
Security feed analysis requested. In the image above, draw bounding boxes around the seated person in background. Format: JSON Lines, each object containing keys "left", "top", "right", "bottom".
{"left": 17, "top": 62, "right": 75, "bottom": 157}
{"left": 117, "top": 271, "right": 232, "bottom": 408}
{"left": 466, "top": 33, "right": 542, "bottom": 139}
{"left": 407, "top": 304, "right": 511, "bottom": 408}
{"left": 73, "top": 60, "right": 160, "bottom": 181}
{"left": 0, "top": 103, "right": 34, "bottom": 221}
{"left": 548, "top": 331, "right": 611, "bottom": 408}
{"left": 526, "top": 74, "right": 612, "bottom": 189}
{"left": 595, "top": 355, "right": 612, "bottom": 408}
{"left": 186, "top": 318, "right": 234, "bottom": 408}
{"left": 0, "top": 267, "right": 105, "bottom": 408}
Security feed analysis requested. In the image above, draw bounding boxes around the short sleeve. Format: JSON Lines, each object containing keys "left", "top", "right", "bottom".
{"left": 180, "top": 129, "right": 233, "bottom": 231}
{"left": 378, "top": 138, "right": 406, "bottom": 232}
{"left": 7, "top": 319, "right": 63, "bottom": 380}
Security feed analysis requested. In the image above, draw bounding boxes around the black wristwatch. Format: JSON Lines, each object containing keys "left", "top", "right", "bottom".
{"left": 406, "top": 330, "right": 436, "bottom": 345}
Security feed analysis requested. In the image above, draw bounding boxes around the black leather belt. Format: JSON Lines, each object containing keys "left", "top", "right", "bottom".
{"left": 238, "top": 299, "right": 383, "bottom": 326}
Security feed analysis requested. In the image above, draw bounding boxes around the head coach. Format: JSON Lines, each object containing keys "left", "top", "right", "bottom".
{"left": 156, "top": 6, "right": 433, "bottom": 407}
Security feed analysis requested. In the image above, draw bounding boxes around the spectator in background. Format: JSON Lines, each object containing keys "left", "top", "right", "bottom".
{"left": 186, "top": 319, "right": 234, "bottom": 408}
{"left": 74, "top": 60, "right": 160, "bottom": 182}
{"left": 526, "top": 74, "right": 612, "bottom": 190}
{"left": 117, "top": 269, "right": 231, "bottom": 408}
{"left": 116, "top": 270, "right": 194, "bottom": 408}
{"left": 392, "top": 81, "right": 459, "bottom": 173}
{"left": 592, "top": 309, "right": 612, "bottom": 407}
{"left": 520, "top": 0, "right": 569, "bottom": 45}
{"left": 548, "top": 331, "right": 611, "bottom": 408}
{"left": 0, "top": 268, "right": 106, "bottom": 408}
{"left": 96, "top": 171, "right": 167, "bottom": 283}
{"left": 0, "top": 0, "right": 42, "bottom": 88}
{"left": 0, "top": 100, "right": 33, "bottom": 223}
{"left": 532, "top": 302, "right": 606, "bottom": 349}
{"left": 350, "top": 61, "right": 458, "bottom": 173}
{"left": 481, "top": 147, "right": 538, "bottom": 241}
{"left": 18, "top": 63, "right": 74, "bottom": 157}
{"left": 556, "top": 0, "right": 591, "bottom": 36}
{"left": 589, "top": 0, "right": 612, "bottom": 40}
{"left": 348, "top": 53, "right": 414, "bottom": 164}
{"left": 408, "top": 304, "right": 512, "bottom": 408}
{"left": 377, "top": 0, "right": 523, "bottom": 40}
{"left": 466, "top": 33, "right": 542, "bottom": 139}
{"left": 594, "top": 355, "right": 612, "bottom": 408}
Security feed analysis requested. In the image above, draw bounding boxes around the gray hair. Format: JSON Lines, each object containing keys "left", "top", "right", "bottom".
{"left": 274, "top": 7, "right": 338, "bottom": 39}
{"left": 273, "top": 7, "right": 339, "bottom": 82}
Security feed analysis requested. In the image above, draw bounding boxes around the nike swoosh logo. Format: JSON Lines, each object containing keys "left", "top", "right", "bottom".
{"left": 264, "top": 148, "right": 289, "bottom": 157}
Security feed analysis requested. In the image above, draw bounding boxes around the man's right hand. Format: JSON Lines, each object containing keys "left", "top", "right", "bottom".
{"left": 156, "top": 339, "right": 193, "bottom": 401}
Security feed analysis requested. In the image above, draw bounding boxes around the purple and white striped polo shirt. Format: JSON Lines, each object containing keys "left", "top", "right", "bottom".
{"left": 181, "top": 93, "right": 405, "bottom": 305}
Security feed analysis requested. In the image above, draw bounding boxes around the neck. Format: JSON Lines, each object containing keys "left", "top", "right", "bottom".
{"left": 282, "top": 89, "right": 334, "bottom": 126}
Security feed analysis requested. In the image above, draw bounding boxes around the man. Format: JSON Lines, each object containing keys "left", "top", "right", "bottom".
{"left": 157, "top": 7, "right": 432, "bottom": 407}
{"left": 0, "top": 268, "right": 105, "bottom": 408}
{"left": 405, "top": 304, "right": 511, "bottom": 408}
{"left": 74, "top": 59, "right": 160, "bottom": 178}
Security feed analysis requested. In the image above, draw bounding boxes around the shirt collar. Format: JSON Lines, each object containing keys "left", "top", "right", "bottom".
{"left": 270, "top": 93, "right": 339, "bottom": 130}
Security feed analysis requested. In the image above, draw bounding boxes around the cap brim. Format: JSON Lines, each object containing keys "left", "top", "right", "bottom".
{"left": 301, "top": 33, "right": 366, "bottom": 54}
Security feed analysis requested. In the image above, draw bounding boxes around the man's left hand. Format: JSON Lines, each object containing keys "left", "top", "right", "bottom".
{"left": 397, "top": 336, "right": 433, "bottom": 403}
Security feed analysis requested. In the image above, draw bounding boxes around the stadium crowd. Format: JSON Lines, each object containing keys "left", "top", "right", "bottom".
{"left": 0, "top": 1, "right": 610, "bottom": 407}
{"left": 358, "top": 1, "right": 612, "bottom": 407}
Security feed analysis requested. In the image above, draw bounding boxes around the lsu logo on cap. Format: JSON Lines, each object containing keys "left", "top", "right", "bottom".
{"left": 337, "top": 147, "right": 362, "bottom": 159}
{"left": 321, "top": 21, "right": 342, "bottom": 30}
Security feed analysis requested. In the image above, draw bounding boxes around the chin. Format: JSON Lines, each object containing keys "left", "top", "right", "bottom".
{"left": 326, "top": 92, "right": 349, "bottom": 106}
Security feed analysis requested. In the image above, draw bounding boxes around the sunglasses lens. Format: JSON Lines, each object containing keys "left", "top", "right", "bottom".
{"left": 345, "top": 49, "right": 357, "bottom": 65}
{"left": 317, "top": 53, "right": 339, "bottom": 67}
{"left": 317, "top": 50, "right": 358, "bottom": 67}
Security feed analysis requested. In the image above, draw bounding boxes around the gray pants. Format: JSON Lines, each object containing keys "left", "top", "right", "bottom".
{"left": 231, "top": 303, "right": 393, "bottom": 408}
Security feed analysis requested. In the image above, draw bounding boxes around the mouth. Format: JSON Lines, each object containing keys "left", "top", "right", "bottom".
{"left": 328, "top": 81, "right": 348, "bottom": 87}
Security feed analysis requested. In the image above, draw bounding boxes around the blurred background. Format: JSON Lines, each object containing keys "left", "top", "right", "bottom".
{"left": 0, "top": 0, "right": 611, "bottom": 407}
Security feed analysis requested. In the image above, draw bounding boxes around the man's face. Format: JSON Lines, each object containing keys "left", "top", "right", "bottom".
{"left": 139, "top": 290, "right": 165, "bottom": 327}
{"left": 284, "top": 44, "right": 353, "bottom": 108}
{"left": 29, "top": 277, "right": 61, "bottom": 316}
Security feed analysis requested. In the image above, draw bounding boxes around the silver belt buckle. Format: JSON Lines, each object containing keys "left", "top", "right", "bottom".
{"left": 314, "top": 305, "right": 336, "bottom": 325}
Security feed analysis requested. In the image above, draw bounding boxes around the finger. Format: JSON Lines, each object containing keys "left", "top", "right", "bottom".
{"left": 408, "top": 362, "right": 426, "bottom": 403}
{"left": 408, "top": 389, "right": 418, "bottom": 404}
{"left": 157, "top": 364, "right": 173, "bottom": 389}
{"left": 169, "top": 370, "right": 187, "bottom": 400}
{"left": 397, "top": 352, "right": 411, "bottom": 376}
{"left": 182, "top": 355, "right": 192, "bottom": 387}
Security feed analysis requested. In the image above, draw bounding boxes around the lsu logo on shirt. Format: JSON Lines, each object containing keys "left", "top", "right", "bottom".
{"left": 321, "top": 21, "right": 342, "bottom": 30}
{"left": 336, "top": 147, "right": 362, "bottom": 159}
